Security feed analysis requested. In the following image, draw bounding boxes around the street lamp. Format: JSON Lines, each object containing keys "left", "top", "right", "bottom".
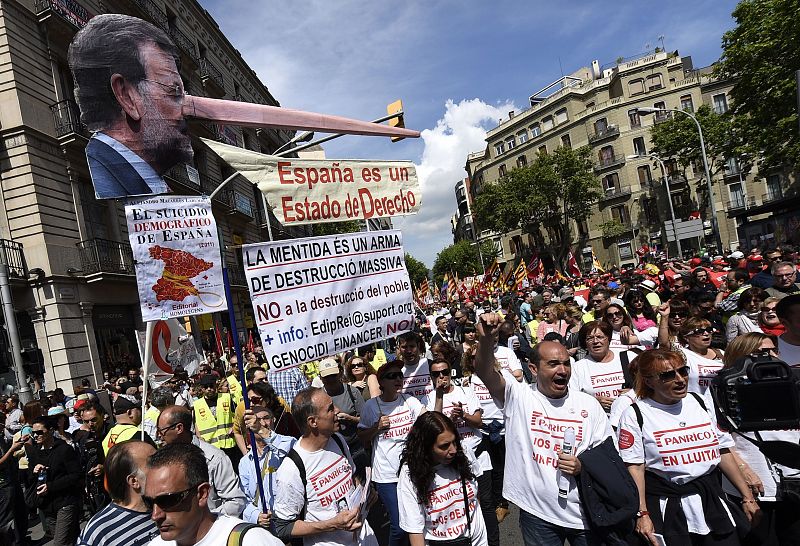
{"left": 634, "top": 106, "right": 722, "bottom": 253}
{"left": 627, "top": 154, "right": 683, "bottom": 257}
{"left": 273, "top": 130, "right": 315, "bottom": 155}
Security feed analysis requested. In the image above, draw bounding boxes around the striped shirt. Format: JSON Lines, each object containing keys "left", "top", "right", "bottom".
{"left": 78, "top": 503, "right": 158, "bottom": 546}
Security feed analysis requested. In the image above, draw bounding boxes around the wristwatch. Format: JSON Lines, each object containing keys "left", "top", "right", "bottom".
{"left": 636, "top": 510, "right": 650, "bottom": 518}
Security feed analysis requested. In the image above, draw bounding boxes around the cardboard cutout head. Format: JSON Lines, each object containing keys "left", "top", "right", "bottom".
{"left": 69, "top": 14, "right": 192, "bottom": 199}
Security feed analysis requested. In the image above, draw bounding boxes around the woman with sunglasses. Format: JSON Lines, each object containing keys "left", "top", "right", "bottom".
{"left": 601, "top": 303, "right": 652, "bottom": 353}
{"left": 679, "top": 317, "right": 724, "bottom": 400}
{"left": 358, "top": 361, "right": 426, "bottom": 546}
{"left": 344, "top": 355, "right": 380, "bottom": 401}
{"left": 656, "top": 299, "right": 691, "bottom": 351}
{"left": 757, "top": 297, "right": 785, "bottom": 337}
{"left": 618, "top": 349, "right": 759, "bottom": 546}
{"left": 397, "top": 411, "right": 488, "bottom": 546}
{"left": 725, "top": 288, "right": 767, "bottom": 342}
{"left": 720, "top": 333, "right": 800, "bottom": 546}
{"left": 625, "top": 290, "right": 658, "bottom": 331}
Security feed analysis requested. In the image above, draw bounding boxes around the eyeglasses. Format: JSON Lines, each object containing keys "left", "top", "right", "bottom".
{"left": 652, "top": 365, "right": 690, "bottom": 382}
{"left": 156, "top": 423, "right": 179, "bottom": 437}
{"left": 585, "top": 335, "right": 608, "bottom": 342}
{"left": 687, "top": 327, "right": 713, "bottom": 336}
{"left": 141, "top": 79, "right": 185, "bottom": 97}
{"left": 751, "top": 347, "right": 779, "bottom": 357}
{"left": 142, "top": 485, "right": 198, "bottom": 510}
{"left": 430, "top": 370, "right": 449, "bottom": 378}
{"left": 381, "top": 372, "right": 404, "bottom": 380}
{"left": 776, "top": 271, "right": 797, "bottom": 278}
{"left": 248, "top": 396, "right": 263, "bottom": 405}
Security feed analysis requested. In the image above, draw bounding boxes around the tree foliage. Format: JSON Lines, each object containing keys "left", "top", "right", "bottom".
{"left": 432, "top": 240, "right": 497, "bottom": 284}
{"left": 404, "top": 253, "right": 429, "bottom": 287}
{"left": 715, "top": 0, "right": 800, "bottom": 170}
{"left": 472, "top": 146, "right": 602, "bottom": 266}
{"left": 311, "top": 220, "right": 362, "bottom": 236}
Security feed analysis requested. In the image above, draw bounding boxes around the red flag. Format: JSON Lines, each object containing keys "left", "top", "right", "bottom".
{"left": 246, "top": 330, "right": 255, "bottom": 353}
{"left": 567, "top": 250, "right": 581, "bottom": 277}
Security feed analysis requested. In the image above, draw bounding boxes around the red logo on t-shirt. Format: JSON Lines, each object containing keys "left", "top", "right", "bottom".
{"left": 618, "top": 429, "right": 635, "bottom": 450}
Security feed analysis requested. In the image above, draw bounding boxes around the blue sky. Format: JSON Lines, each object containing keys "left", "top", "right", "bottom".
{"left": 203, "top": 0, "right": 740, "bottom": 269}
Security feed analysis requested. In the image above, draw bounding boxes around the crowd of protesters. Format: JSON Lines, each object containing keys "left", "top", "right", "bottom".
{"left": 0, "top": 246, "right": 799, "bottom": 545}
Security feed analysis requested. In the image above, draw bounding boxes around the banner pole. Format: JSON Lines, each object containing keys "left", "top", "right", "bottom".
{"left": 221, "top": 263, "right": 268, "bottom": 510}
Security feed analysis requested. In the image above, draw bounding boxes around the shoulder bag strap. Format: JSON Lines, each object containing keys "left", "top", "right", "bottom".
{"left": 461, "top": 476, "right": 472, "bottom": 536}
{"left": 620, "top": 351, "right": 633, "bottom": 389}
{"left": 226, "top": 522, "right": 259, "bottom": 546}
{"left": 630, "top": 402, "right": 644, "bottom": 430}
{"left": 689, "top": 391, "right": 708, "bottom": 412}
{"left": 286, "top": 448, "right": 307, "bottom": 520}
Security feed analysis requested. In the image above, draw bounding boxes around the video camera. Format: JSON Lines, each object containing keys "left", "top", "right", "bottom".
{"left": 711, "top": 353, "right": 800, "bottom": 432}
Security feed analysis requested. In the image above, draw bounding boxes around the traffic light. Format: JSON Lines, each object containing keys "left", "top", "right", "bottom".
{"left": 387, "top": 100, "right": 405, "bottom": 143}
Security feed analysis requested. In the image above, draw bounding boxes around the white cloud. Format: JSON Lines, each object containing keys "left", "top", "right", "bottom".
{"left": 395, "top": 98, "right": 514, "bottom": 268}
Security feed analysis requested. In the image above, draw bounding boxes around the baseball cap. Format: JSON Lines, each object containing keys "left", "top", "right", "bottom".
{"left": 639, "top": 279, "right": 657, "bottom": 292}
{"left": 728, "top": 251, "right": 745, "bottom": 260}
{"left": 318, "top": 358, "right": 340, "bottom": 378}
{"left": 113, "top": 394, "right": 138, "bottom": 414}
{"left": 689, "top": 258, "right": 702, "bottom": 267}
{"left": 47, "top": 406, "right": 66, "bottom": 416}
{"left": 377, "top": 361, "right": 404, "bottom": 381}
{"left": 748, "top": 254, "right": 764, "bottom": 262}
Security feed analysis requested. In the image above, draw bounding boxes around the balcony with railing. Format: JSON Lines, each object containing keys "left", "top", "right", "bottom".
{"left": 34, "top": 0, "right": 91, "bottom": 30}
{"left": 600, "top": 185, "right": 632, "bottom": 202}
{"left": 0, "top": 239, "right": 27, "bottom": 279}
{"left": 594, "top": 154, "right": 626, "bottom": 171}
{"left": 200, "top": 58, "right": 225, "bottom": 94}
{"left": 226, "top": 190, "right": 255, "bottom": 220}
{"left": 169, "top": 26, "right": 200, "bottom": 66}
{"left": 728, "top": 195, "right": 747, "bottom": 210}
{"left": 588, "top": 125, "right": 620, "bottom": 144}
{"left": 164, "top": 164, "right": 201, "bottom": 191}
{"left": 226, "top": 262, "right": 247, "bottom": 287}
{"left": 50, "top": 99, "right": 88, "bottom": 141}
{"left": 77, "top": 239, "right": 135, "bottom": 276}
{"left": 125, "top": 0, "right": 168, "bottom": 28}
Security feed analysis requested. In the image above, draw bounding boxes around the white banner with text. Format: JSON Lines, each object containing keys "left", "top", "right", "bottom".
{"left": 243, "top": 230, "right": 414, "bottom": 371}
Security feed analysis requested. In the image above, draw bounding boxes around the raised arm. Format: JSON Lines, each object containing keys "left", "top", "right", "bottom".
{"left": 476, "top": 313, "right": 507, "bottom": 406}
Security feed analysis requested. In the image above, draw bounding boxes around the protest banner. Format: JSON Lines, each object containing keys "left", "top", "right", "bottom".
{"left": 203, "top": 138, "right": 421, "bottom": 226}
{"left": 125, "top": 196, "right": 226, "bottom": 322}
{"left": 136, "top": 318, "right": 201, "bottom": 387}
{"left": 243, "top": 230, "right": 414, "bottom": 371}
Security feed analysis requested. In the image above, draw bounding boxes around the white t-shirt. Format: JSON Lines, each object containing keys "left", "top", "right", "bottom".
{"left": 273, "top": 435, "right": 376, "bottom": 546}
{"left": 469, "top": 371, "right": 514, "bottom": 425}
{"left": 494, "top": 345, "right": 522, "bottom": 378}
{"left": 397, "top": 459, "right": 488, "bottom": 545}
{"left": 401, "top": 359, "right": 433, "bottom": 405}
{"left": 570, "top": 351, "right": 636, "bottom": 400}
{"left": 634, "top": 326, "right": 659, "bottom": 348}
{"left": 148, "top": 514, "right": 282, "bottom": 545}
{"left": 609, "top": 390, "right": 638, "bottom": 430}
{"left": 358, "top": 394, "right": 425, "bottom": 483}
{"left": 778, "top": 337, "right": 800, "bottom": 366}
{"left": 681, "top": 347, "right": 724, "bottom": 397}
{"left": 426, "top": 385, "right": 482, "bottom": 452}
{"left": 724, "top": 429, "right": 800, "bottom": 501}
{"left": 501, "top": 380, "right": 612, "bottom": 529}
{"left": 609, "top": 330, "right": 644, "bottom": 354}
{"left": 617, "top": 395, "right": 735, "bottom": 535}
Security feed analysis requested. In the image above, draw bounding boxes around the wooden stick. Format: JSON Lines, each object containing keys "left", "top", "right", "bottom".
{"left": 182, "top": 95, "right": 420, "bottom": 138}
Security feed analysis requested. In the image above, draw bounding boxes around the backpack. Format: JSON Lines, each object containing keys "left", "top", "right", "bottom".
{"left": 285, "top": 433, "right": 348, "bottom": 519}
{"left": 226, "top": 522, "right": 259, "bottom": 546}
{"left": 629, "top": 391, "right": 708, "bottom": 430}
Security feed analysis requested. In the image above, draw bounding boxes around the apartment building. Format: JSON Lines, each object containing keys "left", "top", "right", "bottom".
{"left": 0, "top": 0, "right": 313, "bottom": 393}
{"left": 465, "top": 50, "right": 794, "bottom": 272}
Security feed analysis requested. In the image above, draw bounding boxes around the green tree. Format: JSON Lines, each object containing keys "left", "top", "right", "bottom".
{"left": 311, "top": 220, "right": 362, "bottom": 236}
{"left": 649, "top": 104, "right": 748, "bottom": 209}
{"left": 432, "top": 240, "right": 497, "bottom": 285}
{"left": 404, "top": 253, "right": 429, "bottom": 287}
{"left": 715, "top": 0, "right": 800, "bottom": 170}
{"left": 472, "top": 146, "right": 602, "bottom": 267}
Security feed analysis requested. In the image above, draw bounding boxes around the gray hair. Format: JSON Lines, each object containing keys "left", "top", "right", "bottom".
{"left": 771, "top": 261, "right": 796, "bottom": 275}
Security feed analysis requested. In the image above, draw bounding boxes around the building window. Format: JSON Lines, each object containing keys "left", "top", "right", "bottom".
{"left": 766, "top": 174, "right": 783, "bottom": 201}
{"left": 599, "top": 145, "right": 615, "bottom": 164}
{"left": 713, "top": 94, "right": 728, "bottom": 114}
{"left": 653, "top": 101, "right": 669, "bottom": 121}
{"left": 542, "top": 116, "right": 554, "bottom": 131}
{"left": 506, "top": 136, "right": 516, "bottom": 150}
{"left": 530, "top": 123, "right": 541, "bottom": 137}
{"left": 725, "top": 157, "right": 740, "bottom": 176}
{"left": 585, "top": 102, "right": 595, "bottom": 110}
{"left": 494, "top": 142, "right": 505, "bottom": 156}
{"left": 633, "top": 136, "right": 647, "bottom": 156}
{"left": 646, "top": 73, "right": 663, "bottom": 91}
{"left": 638, "top": 165, "right": 652, "bottom": 185}
{"left": 80, "top": 181, "right": 111, "bottom": 239}
{"left": 680, "top": 94, "right": 694, "bottom": 112}
{"left": 628, "top": 109, "right": 641, "bottom": 128}
{"left": 498, "top": 164, "right": 507, "bottom": 177}
{"left": 577, "top": 219, "right": 589, "bottom": 237}
{"left": 554, "top": 108, "right": 568, "bottom": 125}
{"left": 602, "top": 173, "right": 620, "bottom": 192}
{"left": 595, "top": 118, "right": 608, "bottom": 133}
{"left": 516, "top": 155, "right": 527, "bottom": 168}
{"left": 493, "top": 237, "right": 504, "bottom": 259}
{"left": 611, "top": 204, "right": 630, "bottom": 225}
{"left": 518, "top": 131, "right": 528, "bottom": 144}
{"left": 729, "top": 182, "right": 745, "bottom": 208}
{"left": 643, "top": 198, "right": 659, "bottom": 225}
{"left": 561, "top": 134, "right": 572, "bottom": 149}
{"left": 538, "top": 145, "right": 548, "bottom": 156}
{"left": 629, "top": 79, "right": 644, "bottom": 96}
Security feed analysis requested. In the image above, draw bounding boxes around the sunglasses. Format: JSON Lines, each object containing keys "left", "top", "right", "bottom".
{"left": 761, "top": 306, "right": 777, "bottom": 313}
{"left": 30, "top": 430, "right": 45, "bottom": 437}
{"left": 430, "top": 370, "right": 449, "bottom": 378}
{"left": 382, "top": 371, "right": 404, "bottom": 381}
{"left": 142, "top": 485, "right": 198, "bottom": 511}
{"left": 350, "top": 362, "right": 365, "bottom": 368}
{"left": 687, "top": 327, "right": 713, "bottom": 336}
{"left": 750, "top": 347, "right": 779, "bottom": 357}
{"left": 653, "top": 365, "right": 690, "bottom": 382}
{"left": 671, "top": 312, "right": 688, "bottom": 319}
{"left": 248, "top": 396, "right": 263, "bottom": 404}
{"left": 605, "top": 312, "right": 623, "bottom": 318}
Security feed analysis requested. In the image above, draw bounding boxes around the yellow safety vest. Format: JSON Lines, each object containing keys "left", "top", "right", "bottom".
{"left": 144, "top": 406, "right": 160, "bottom": 427}
{"left": 102, "top": 423, "right": 140, "bottom": 455}
{"left": 227, "top": 374, "right": 243, "bottom": 405}
{"left": 193, "top": 393, "right": 235, "bottom": 449}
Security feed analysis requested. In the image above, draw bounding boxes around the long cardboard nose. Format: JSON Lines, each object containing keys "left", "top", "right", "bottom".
{"left": 182, "top": 95, "right": 420, "bottom": 139}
